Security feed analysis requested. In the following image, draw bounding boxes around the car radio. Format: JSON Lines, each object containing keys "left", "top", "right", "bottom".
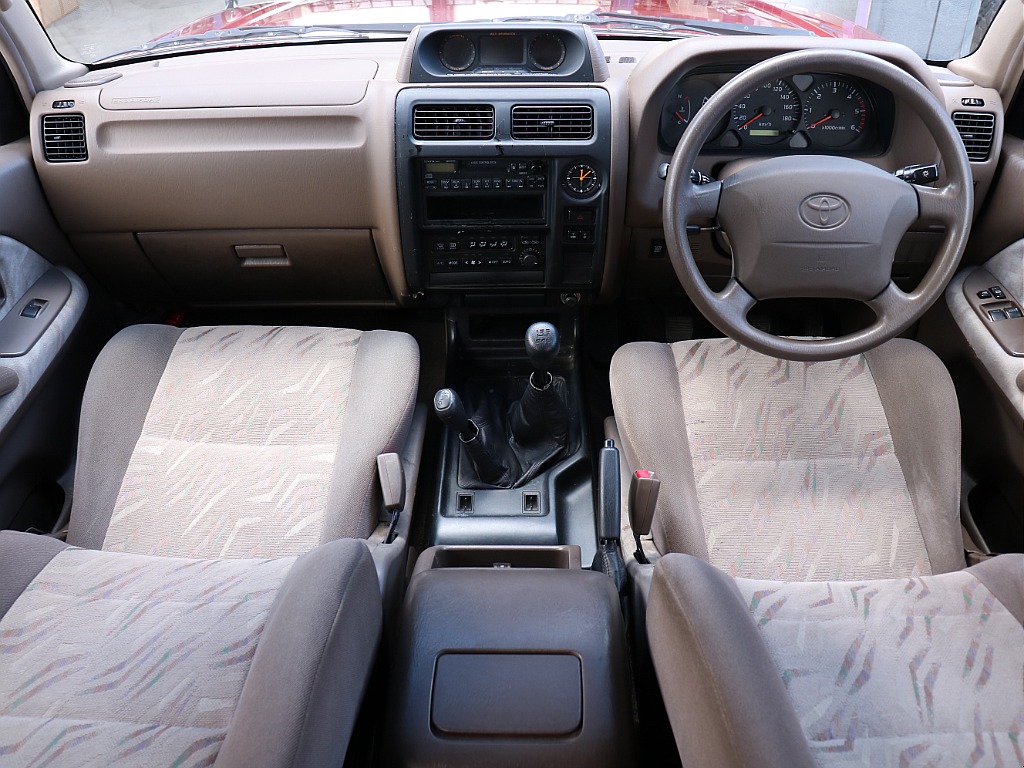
{"left": 395, "top": 88, "right": 613, "bottom": 292}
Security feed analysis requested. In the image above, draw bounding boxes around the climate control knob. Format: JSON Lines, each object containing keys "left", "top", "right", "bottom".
{"left": 520, "top": 250, "right": 541, "bottom": 269}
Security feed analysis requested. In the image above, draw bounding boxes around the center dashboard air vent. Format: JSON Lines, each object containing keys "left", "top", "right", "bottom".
{"left": 41, "top": 113, "right": 88, "bottom": 162}
{"left": 952, "top": 111, "right": 996, "bottom": 162}
{"left": 413, "top": 104, "right": 494, "bottom": 140}
{"left": 511, "top": 105, "right": 594, "bottom": 140}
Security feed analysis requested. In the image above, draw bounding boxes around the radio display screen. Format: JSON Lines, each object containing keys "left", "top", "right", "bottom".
{"left": 424, "top": 161, "right": 457, "bottom": 174}
{"left": 425, "top": 193, "right": 543, "bottom": 222}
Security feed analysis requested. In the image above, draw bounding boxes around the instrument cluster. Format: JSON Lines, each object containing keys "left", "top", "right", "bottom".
{"left": 659, "top": 69, "right": 894, "bottom": 154}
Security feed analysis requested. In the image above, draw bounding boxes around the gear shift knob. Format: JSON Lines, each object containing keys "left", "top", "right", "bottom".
{"left": 525, "top": 322, "right": 560, "bottom": 374}
{"left": 433, "top": 388, "right": 472, "bottom": 440}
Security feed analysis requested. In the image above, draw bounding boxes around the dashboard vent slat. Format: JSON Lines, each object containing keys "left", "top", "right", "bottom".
{"left": 413, "top": 104, "right": 494, "bottom": 140}
{"left": 41, "top": 113, "right": 88, "bottom": 163}
{"left": 511, "top": 104, "right": 594, "bottom": 140}
{"left": 952, "top": 111, "right": 995, "bottom": 162}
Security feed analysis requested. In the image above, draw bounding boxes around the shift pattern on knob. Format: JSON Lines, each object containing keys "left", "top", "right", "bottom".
{"left": 525, "top": 322, "right": 559, "bottom": 372}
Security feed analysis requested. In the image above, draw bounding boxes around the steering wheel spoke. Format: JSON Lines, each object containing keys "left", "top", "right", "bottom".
{"left": 866, "top": 281, "right": 913, "bottom": 319}
{"left": 915, "top": 183, "right": 961, "bottom": 225}
{"left": 679, "top": 179, "right": 723, "bottom": 224}
{"left": 717, "top": 279, "right": 756, "bottom": 325}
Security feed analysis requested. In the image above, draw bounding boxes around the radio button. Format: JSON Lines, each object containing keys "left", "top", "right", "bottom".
{"left": 440, "top": 179, "right": 451, "bottom": 190}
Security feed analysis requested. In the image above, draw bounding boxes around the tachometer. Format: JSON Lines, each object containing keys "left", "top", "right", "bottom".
{"left": 804, "top": 79, "right": 869, "bottom": 148}
{"left": 731, "top": 80, "right": 802, "bottom": 144}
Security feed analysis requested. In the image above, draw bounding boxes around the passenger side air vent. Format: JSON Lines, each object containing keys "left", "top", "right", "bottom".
{"left": 952, "top": 111, "right": 995, "bottom": 162}
{"left": 413, "top": 104, "right": 494, "bottom": 140}
{"left": 41, "top": 113, "right": 88, "bottom": 163}
{"left": 511, "top": 104, "right": 594, "bottom": 140}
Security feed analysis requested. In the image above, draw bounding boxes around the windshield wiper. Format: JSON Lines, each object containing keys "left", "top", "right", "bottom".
{"left": 95, "top": 25, "right": 397, "bottom": 64}
{"left": 494, "top": 12, "right": 816, "bottom": 38}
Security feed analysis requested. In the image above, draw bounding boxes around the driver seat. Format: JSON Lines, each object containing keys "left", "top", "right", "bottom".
{"left": 611, "top": 337, "right": 964, "bottom": 578}
{"left": 610, "top": 337, "right": 1024, "bottom": 764}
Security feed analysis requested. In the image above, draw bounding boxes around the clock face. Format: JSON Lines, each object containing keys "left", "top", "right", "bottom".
{"left": 564, "top": 163, "right": 599, "bottom": 197}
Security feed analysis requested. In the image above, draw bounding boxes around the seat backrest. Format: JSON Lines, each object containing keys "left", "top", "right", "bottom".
{"left": 647, "top": 551, "right": 1024, "bottom": 768}
{"left": 611, "top": 337, "right": 965, "bottom": 580}
{"left": 68, "top": 324, "right": 419, "bottom": 558}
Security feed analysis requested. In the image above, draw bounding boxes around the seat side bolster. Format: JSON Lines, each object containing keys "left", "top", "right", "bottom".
{"left": 968, "top": 553, "right": 1024, "bottom": 624}
{"left": 648, "top": 553, "right": 815, "bottom": 768}
{"left": 216, "top": 539, "right": 382, "bottom": 768}
{"left": 864, "top": 338, "right": 965, "bottom": 574}
{"left": 68, "top": 324, "right": 184, "bottom": 549}
{"left": 323, "top": 329, "right": 420, "bottom": 541}
{"left": 0, "top": 531, "right": 69, "bottom": 621}
{"left": 609, "top": 342, "right": 706, "bottom": 559}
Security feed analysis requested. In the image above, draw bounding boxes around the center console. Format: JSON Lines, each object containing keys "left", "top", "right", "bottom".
{"left": 395, "top": 88, "right": 613, "bottom": 292}
{"left": 383, "top": 546, "right": 635, "bottom": 767}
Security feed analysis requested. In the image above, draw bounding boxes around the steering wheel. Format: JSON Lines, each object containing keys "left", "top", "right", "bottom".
{"left": 664, "top": 49, "right": 972, "bottom": 361}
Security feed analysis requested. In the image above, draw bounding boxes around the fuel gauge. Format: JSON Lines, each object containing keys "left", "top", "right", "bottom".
{"left": 659, "top": 77, "right": 719, "bottom": 148}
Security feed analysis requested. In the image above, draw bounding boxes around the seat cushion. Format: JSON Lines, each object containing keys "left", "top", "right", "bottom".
{"left": 648, "top": 552, "right": 1024, "bottom": 768}
{"left": 0, "top": 530, "right": 381, "bottom": 767}
{"left": 69, "top": 324, "right": 419, "bottom": 557}
{"left": 610, "top": 338, "right": 964, "bottom": 579}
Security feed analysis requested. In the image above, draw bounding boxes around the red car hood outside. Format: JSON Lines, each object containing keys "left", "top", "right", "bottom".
{"left": 155, "top": 0, "right": 881, "bottom": 41}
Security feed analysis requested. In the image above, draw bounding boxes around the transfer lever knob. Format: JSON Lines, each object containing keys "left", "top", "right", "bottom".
{"left": 433, "top": 388, "right": 473, "bottom": 440}
{"left": 525, "top": 322, "right": 560, "bottom": 375}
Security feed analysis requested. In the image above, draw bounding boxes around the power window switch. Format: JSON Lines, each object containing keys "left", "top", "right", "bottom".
{"left": 1005, "top": 306, "right": 1023, "bottom": 319}
{"left": 20, "top": 300, "right": 46, "bottom": 319}
{"left": 987, "top": 308, "right": 1007, "bottom": 321}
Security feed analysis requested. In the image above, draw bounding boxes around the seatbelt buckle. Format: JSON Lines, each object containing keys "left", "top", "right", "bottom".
{"left": 628, "top": 469, "right": 660, "bottom": 539}
{"left": 377, "top": 453, "right": 406, "bottom": 543}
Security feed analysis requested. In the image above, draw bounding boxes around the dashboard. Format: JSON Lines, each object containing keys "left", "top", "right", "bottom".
{"left": 25, "top": 31, "right": 1005, "bottom": 307}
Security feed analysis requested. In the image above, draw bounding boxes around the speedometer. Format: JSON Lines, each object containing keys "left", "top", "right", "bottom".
{"left": 804, "top": 79, "right": 869, "bottom": 148}
{"left": 731, "top": 80, "right": 802, "bottom": 144}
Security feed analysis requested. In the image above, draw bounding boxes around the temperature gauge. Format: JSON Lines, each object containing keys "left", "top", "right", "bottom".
{"left": 659, "top": 77, "right": 719, "bottom": 148}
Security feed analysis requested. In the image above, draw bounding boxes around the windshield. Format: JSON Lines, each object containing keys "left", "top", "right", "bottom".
{"left": 33, "top": 0, "right": 1006, "bottom": 65}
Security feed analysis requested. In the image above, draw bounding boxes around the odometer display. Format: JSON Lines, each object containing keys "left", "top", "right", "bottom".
{"left": 731, "top": 80, "right": 802, "bottom": 144}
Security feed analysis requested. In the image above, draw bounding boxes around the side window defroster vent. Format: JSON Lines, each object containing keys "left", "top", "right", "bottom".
{"left": 952, "top": 111, "right": 995, "bottom": 162}
{"left": 41, "top": 113, "right": 88, "bottom": 162}
{"left": 413, "top": 104, "right": 494, "bottom": 140}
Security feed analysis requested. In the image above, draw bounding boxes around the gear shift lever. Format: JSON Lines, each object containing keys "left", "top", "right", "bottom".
{"left": 525, "top": 322, "right": 560, "bottom": 387}
{"left": 511, "top": 322, "right": 568, "bottom": 445}
{"left": 433, "top": 388, "right": 474, "bottom": 441}
{"left": 434, "top": 388, "right": 516, "bottom": 487}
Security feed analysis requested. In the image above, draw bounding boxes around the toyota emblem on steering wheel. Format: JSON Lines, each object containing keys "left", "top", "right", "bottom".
{"left": 800, "top": 194, "right": 850, "bottom": 229}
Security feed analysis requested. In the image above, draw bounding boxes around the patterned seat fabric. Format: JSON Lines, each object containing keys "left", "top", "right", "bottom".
{"left": 610, "top": 337, "right": 965, "bottom": 579}
{"left": 68, "top": 324, "right": 419, "bottom": 558}
{"left": 0, "top": 530, "right": 382, "bottom": 767}
{"left": 647, "top": 552, "right": 1024, "bottom": 768}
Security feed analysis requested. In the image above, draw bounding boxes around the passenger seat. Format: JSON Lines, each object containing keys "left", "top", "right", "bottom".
{"left": 0, "top": 323, "right": 420, "bottom": 766}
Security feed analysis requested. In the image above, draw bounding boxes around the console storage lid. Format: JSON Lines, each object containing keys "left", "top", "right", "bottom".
{"left": 383, "top": 547, "right": 635, "bottom": 767}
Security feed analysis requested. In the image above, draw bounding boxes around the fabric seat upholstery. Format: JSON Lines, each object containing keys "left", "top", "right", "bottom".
{"left": 647, "top": 552, "right": 1024, "bottom": 768}
{"left": 0, "top": 529, "right": 382, "bottom": 767}
{"left": 610, "top": 337, "right": 964, "bottom": 579}
{"left": 68, "top": 324, "right": 419, "bottom": 558}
